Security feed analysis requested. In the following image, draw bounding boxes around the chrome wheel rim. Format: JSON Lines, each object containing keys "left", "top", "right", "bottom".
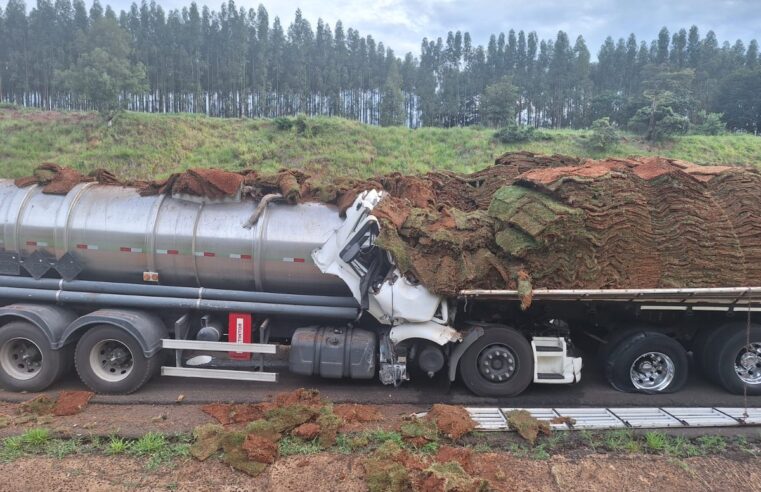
{"left": 0, "top": 337, "right": 43, "bottom": 380}
{"left": 90, "top": 339, "right": 134, "bottom": 382}
{"left": 735, "top": 343, "right": 761, "bottom": 384}
{"left": 630, "top": 352, "right": 675, "bottom": 391}
{"left": 477, "top": 344, "right": 516, "bottom": 383}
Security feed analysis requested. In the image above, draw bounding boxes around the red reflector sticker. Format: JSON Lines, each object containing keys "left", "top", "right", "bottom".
{"left": 25, "top": 240, "right": 49, "bottom": 247}
{"left": 230, "top": 253, "right": 252, "bottom": 260}
{"left": 120, "top": 247, "right": 143, "bottom": 253}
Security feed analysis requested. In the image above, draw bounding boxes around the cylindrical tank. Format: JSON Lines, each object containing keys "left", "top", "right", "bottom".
{"left": 0, "top": 180, "right": 349, "bottom": 295}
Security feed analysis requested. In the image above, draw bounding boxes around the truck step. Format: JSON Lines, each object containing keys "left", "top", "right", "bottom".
{"left": 535, "top": 346, "right": 563, "bottom": 352}
{"left": 161, "top": 339, "right": 277, "bottom": 354}
{"left": 536, "top": 372, "right": 566, "bottom": 380}
{"left": 161, "top": 366, "right": 278, "bottom": 382}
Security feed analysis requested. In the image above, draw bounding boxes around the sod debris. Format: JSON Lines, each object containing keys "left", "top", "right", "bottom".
{"left": 13, "top": 151, "right": 761, "bottom": 299}
{"left": 192, "top": 389, "right": 344, "bottom": 476}
{"left": 506, "top": 409, "right": 551, "bottom": 444}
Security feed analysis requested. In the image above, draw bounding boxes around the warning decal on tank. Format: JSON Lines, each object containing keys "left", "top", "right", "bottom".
{"left": 156, "top": 249, "right": 180, "bottom": 255}
{"left": 282, "top": 257, "right": 306, "bottom": 263}
{"left": 25, "top": 240, "right": 49, "bottom": 247}
{"left": 119, "top": 246, "right": 143, "bottom": 253}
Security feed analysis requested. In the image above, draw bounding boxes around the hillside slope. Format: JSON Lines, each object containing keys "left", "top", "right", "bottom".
{"left": 1, "top": 107, "right": 759, "bottom": 180}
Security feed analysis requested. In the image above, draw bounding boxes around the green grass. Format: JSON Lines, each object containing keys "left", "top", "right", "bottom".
{"left": 367, "top": 430, "right": 405, "bottom": 446}
{"left": 1, "top": 107, "right": 759, "bottom": 181}
{"left": 105, "top": 436, "right": 131, "bottom": 455}
{"left": 128, "top": 432, "right": 190, "bottom": 470}
{"left": 20, "top": 428, "right": 51, "bottom": 449}
{"left": 0, "top": 429, "right": 191, "bottom": 469}
{"left": 278, "top": 435, "right": 322, "bottom": 456}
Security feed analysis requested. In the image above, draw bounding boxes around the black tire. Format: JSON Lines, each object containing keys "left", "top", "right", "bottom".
{"left": 691, "top": 326, "right": 725, "bottom": 383}
{"left": 74, "top": 324, "right": 159, "bottom": 394}
{"left": 0, "top": 321, "right": 68, "bottom": 392}
{"left": 459, "top": 326, "right": 533, "bottom": 397}
{"left": 704, "top": 323, "right": 761, "bottom": 395}
{"left": 604, "top": 331, "right": 688, "bottom": 394}
{"left": 597, "top": 326, "right": 655, "bottom": 369}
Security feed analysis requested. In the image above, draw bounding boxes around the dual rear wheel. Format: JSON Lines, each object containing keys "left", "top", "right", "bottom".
{"left": 602, "top": 329, "right": 688, "bottom": 394}
{"left": 0, "top": 321, "right": 71, "bottom": 392}
{"left": 74, "top": 325, "right": 160, "bottom": 394}
{"left": 692, "top": 322, "right": 761, "bottom": 395}
{"left": 602, "top": 323, "right": 761, "bottom": 395}
{"left": 0, "top": 321, "right": 158, "bottom": 394}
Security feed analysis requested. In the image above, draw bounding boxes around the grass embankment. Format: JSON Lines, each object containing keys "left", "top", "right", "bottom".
{"left": 1, "top": 106, "right": 759, "bottom": 180}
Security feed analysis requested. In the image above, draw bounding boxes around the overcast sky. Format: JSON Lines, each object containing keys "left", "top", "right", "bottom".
{"left": 109, "top": 0, "right": 760, "bottom": 57}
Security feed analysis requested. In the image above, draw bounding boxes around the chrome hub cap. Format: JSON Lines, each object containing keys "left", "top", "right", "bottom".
{"left": 735, "top": 343, "right": 761, "bottom": 384}
{"left": 90, "top": 339, "right": 134, "bottom": 382}
{"left": 477, "top": 345, "right": 516, "bottom": 383}
{"left": 630, "top": 352, "right": 675, "bottom": 391}
{"left": 0, "top": 337, "right": 43, "bottom": 380}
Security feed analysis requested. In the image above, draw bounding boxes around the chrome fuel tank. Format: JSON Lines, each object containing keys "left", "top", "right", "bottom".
{"left": 0, "top": 180, "right": 349, "bottom": 295}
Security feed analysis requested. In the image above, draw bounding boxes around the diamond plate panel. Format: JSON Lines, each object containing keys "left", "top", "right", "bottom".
{"left": 0, "top": 251, "right": 21, "bottom": 275}
{"left": 53, "top": 251, "right": 83, "bottom": 281}
{"left": 22, "top": 250, "right": 53, "bottom": 279}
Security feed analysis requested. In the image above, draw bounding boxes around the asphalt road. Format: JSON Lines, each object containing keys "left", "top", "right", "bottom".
{"left": 2, "top": 356, "right": 760, "bottom": 408}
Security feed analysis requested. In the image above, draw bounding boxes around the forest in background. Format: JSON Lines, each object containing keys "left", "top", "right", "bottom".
{"left": 0, "top": 0, "right": 759, "bottom": 133}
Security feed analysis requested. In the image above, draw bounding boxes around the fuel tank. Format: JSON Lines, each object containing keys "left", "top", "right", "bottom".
{"left": 0, "top": 180, "right": 349, "bottom": 295}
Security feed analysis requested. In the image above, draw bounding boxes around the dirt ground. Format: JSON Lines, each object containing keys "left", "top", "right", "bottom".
{"left": 2, "top": 451, "right": 760, "bottom": 491}
{"left": 3, "top": 393, "right": 761, "bottom": 491}
{"left": 0, "top": 401, "right": 417, "bottom": 439}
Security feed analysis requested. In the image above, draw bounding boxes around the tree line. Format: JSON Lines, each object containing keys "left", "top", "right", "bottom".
{"left": 0, "top": 0, "right": 759, "bottom": 133}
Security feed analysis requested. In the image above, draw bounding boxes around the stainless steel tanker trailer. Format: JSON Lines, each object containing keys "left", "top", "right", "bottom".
{"left": 0, "top": 179, "right": 759, "bottom": 397}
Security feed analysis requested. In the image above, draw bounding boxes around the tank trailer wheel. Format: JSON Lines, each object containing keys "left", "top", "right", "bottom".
{"left": 604, "top": 331, "right": 688, "bottom": 394}
{"left": 74, "top": 324, "right": 160, "bottom": 394}
{"left": 704, "top": 323, "right": 761, "bottom": 395}
{"left": 459, "top": 326, "right": 533, "bottom": 397}
{"left": 0, "top": 321, "right": 69, "bottom": 392}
